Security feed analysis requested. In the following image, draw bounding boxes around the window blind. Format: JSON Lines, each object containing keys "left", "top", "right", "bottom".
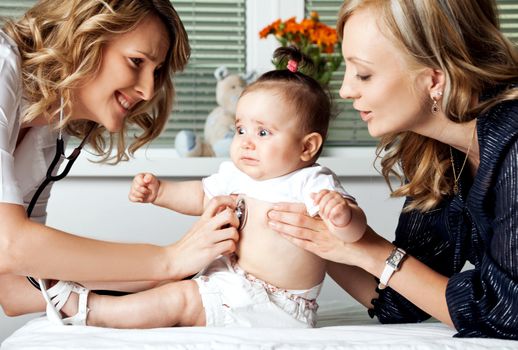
{"left": 498, "top": 0, "right": 518, "bottom": 42}
{"left": 305, "top": 0, "right": 518, "bottom": 146}
{"left": 0, "top": 1, "right": 35, "bottom": 17}
{"left": 157, "top": 0, "right": 246, "bottom": 147}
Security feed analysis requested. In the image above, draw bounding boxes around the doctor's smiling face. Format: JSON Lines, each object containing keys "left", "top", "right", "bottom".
{"left": 230, "top": 88, "right": 310, "bottom": 181}
{"left": 71, "top": 14, "right": 169, "bottom": 132}
{"left": 338, "top": 6, "right": 432, "bottom": 138}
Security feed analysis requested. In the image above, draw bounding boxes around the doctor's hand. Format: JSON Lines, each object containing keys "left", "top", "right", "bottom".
{"left": 129, "top": 173, "right": 160, "bottom": 203}
{"left": 168, "top": 196, "right": 240, "bottom": 279}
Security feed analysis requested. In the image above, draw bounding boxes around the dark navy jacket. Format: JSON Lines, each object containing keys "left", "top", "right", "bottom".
{"left": 371, "top": 95, "right": 518, "bottom": 339}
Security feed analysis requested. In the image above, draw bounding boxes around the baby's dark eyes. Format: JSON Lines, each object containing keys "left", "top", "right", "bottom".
{"left": 235, "top": 126, "right": 271, "bottom": 137}
{"left": 259, "top": 129, "right": 271, "bottom": 137}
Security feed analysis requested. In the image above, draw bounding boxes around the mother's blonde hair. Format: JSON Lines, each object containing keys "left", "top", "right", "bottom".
{"left": 337, "top": 0, "right": 518, "bottom": 211}
{"left": 2, "top": 0, "right": 190, "bottom": 163}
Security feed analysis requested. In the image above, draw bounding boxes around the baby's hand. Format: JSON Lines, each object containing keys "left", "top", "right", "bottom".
{"left": 129, "top": 173, "right": 160, "bottom": 203}
{"left": 312, "top": 190, "right": 352, "bottom": 227}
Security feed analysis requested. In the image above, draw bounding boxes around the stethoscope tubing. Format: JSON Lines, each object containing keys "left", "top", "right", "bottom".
{"left": 26, "top": 124, "right": 95, "bottom": 290}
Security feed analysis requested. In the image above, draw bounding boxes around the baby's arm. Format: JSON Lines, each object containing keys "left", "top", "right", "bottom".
{"left": 129, "top": 173, "right": 205, "bottom": 215}
{"left": 313, "top": 190, "right": 367, "bottom": 242}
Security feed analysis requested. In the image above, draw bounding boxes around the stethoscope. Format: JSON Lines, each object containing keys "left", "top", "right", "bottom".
{"left": 26, "top": 98, "right": 96, "bottom": 290}
{"left": 235, "top": 197, "right": 247, "bottom": 230}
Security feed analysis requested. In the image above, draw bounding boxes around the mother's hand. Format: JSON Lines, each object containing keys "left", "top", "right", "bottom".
{"left": 168, "top": 196, "right": 239, "bottom": 279}
{"left": 267, "top": 202, "right": 347, "bottom": 262}
{"left": 268, "top": 202, "right": 375, "bottom": 266}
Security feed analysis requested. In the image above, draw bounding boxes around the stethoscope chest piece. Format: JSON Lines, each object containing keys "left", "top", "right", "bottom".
{"left": 236, "top": 197, "right": 248, "bottom": 230}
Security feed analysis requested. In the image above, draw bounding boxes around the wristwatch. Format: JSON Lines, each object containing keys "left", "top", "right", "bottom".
{"left": 378, "top": 247, "right": 407, "bottom": 290}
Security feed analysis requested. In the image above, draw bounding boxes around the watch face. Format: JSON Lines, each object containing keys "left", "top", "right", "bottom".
{"left": 387, "top": 249, "right": 406, "bottom": 267}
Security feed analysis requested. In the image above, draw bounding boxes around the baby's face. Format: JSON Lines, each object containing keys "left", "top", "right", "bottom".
{"left": 230, "top": 89, "right": 308, "bottom": 181}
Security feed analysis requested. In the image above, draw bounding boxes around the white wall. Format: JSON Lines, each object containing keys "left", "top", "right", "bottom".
{"left": 0, "top": 151, "right": 404, "bottom": 341}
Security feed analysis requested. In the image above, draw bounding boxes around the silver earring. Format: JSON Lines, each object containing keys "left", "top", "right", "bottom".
{"left": 431, "top": 99, "right": 439, "bottom": 113}
{"left": 431, "top": 91, "right": 442, "bottom": 114}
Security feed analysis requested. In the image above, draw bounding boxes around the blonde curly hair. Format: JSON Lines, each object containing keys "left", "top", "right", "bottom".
{"left": 2, "top": 0, "right": 190, "bottom": 163}
{"left": 337, "top": 0, "right": 518, "bottom": 211}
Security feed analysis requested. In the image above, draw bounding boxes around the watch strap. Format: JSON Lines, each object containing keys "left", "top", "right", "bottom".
{"left": 378, "top": 247, "right": 407, "bottom": 290}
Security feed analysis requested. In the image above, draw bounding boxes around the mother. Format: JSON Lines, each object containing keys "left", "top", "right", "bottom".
{"left": 268, "top": 0, "right": 518, "bottom": 339}
{"left": 0, "top": 0, "right": 238, "bottom": 317}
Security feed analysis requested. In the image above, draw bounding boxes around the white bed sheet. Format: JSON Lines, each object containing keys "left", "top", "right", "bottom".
{"left": 2, "top": 301, "right": 517, "bottom": 350}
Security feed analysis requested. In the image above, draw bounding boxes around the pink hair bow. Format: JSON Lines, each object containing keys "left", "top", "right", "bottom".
{"left": 287, "top": 59, "right": 298, "bottom": 72}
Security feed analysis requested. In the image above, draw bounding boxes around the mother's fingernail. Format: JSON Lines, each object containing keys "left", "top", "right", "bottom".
{"left": 267, "top": 211, "right": 277, "bottom": 219}
{"left": 268, "top": 221, "right": 278, "bottom": 228}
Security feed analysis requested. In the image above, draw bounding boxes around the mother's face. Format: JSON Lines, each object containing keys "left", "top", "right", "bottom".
{"left": 338, "top": 7, "right": 431, "bottom": 138}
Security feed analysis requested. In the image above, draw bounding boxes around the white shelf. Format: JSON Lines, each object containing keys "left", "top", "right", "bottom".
{"left": 66, "top": 147, "right": 380, "bottom": 178}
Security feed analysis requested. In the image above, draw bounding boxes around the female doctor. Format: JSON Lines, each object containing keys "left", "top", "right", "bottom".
{"left": 0, "top": 0, "right": 239, "bottom": 316}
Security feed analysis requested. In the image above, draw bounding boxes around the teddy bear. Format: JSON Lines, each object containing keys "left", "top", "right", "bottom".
{"left": 175, "top": 66, "right": 255, "bottom": 157}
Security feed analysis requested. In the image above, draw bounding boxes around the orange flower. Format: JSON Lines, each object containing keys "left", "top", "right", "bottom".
{"left": 259, "top": 26, "right": 272, "bottom": 39}
{"left": 300, "top": 18, "right": 315, "bottom": 33}
{"left": 271, "top": 19, "right": 282, "bottom": 33}
{"left": 285, "top": 18, "right": 302, "bottom": 35}
{"left": 259, "top": 11, "right": 342, "bottom": 85}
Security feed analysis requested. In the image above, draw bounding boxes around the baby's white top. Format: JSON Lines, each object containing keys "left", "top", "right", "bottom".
{"left": 203, "top": 161, "right": 353, "bottom": 216}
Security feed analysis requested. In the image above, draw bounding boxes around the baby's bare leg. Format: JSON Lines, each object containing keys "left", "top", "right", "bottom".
{"left": 0, "top": 274, "right": 46, "bottom": 316}
{"left": 67, "top": 280, "right": 205, "bottom": 328}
